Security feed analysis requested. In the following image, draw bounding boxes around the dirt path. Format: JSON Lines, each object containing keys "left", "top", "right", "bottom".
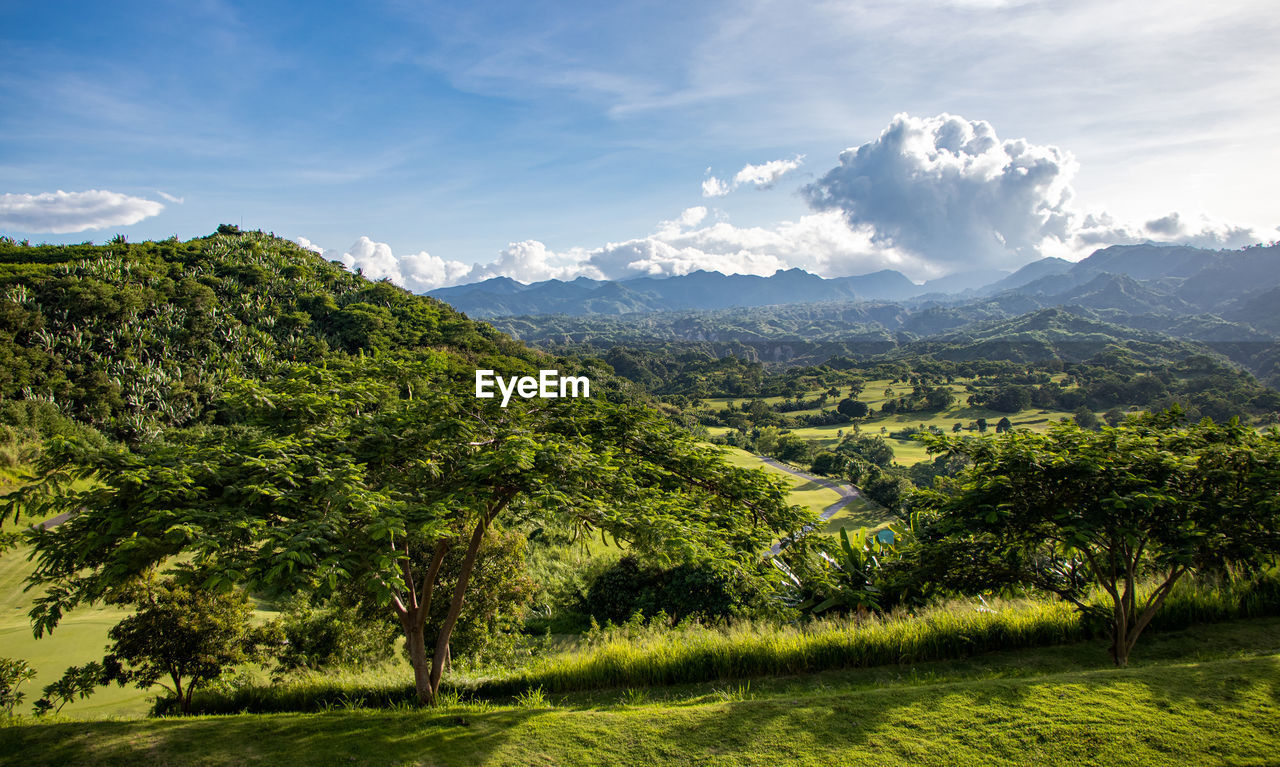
{"left": 30, "top": 511, "right": 72, "bottom": 530}
{"left": 758, "top": 456, "right": 864, "bottom": 555}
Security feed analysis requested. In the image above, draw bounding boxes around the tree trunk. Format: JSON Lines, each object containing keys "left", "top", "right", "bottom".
{"left": 1110, "top": 594, "right": 1130, "bottom": 667}
{"left": 428, "top": 514, "right": 494, "bottom": 699}
{"left": 401, "top": 609, "right": 436, "bottom": 705}
{"left": 171, "top": 672, "right": 187, "bottom": 715}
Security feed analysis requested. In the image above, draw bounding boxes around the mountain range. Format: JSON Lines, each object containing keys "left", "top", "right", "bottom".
{"left": 440, "top": 242, "right": 1280, "bottom": 385}
{"left": 427, "top": 243, "right": 1280, "bottom": 322}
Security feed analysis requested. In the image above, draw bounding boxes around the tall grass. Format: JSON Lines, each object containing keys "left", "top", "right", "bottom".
{"left": 187, "top": 573, "right": 1280, "bottom": 715}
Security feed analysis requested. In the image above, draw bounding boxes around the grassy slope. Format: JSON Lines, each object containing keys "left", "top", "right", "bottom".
{"left": 4, "top": 618, "right": 1279, "bottom": 765}
{"left": 717, "top": 446, "right": 843, "bottom": 518}
{"left": 0, "top": 547, "right": 151, "bottom": 717}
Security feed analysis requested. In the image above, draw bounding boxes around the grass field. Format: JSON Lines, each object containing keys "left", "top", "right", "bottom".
{"left": 704, "top": 380, "right": 1084, "bottom": 466}
{"left": 4, "top": 617, "right": 1279, "bottom": 765}
{"left": 717, "top": 446, "right": 845, "bottom": 518}
{"left": 0, "top": 546, "right": 152, "bottom": 718}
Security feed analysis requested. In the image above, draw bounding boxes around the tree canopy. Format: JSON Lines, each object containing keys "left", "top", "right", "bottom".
{"left": 918, "top": 411, "right": 1280, "bottom": 665}
{"left": 8, "top": 359, "right": 808, "bottom": 704}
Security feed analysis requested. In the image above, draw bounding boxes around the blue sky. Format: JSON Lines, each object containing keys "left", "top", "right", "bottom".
{"left": 2, "top": 0, "right": 1277, "bottom": 288}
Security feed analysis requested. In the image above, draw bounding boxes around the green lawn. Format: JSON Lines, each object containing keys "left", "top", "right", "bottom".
{"left": 702, "top": 379, "right": 1085, "bottom": 467}
{"left": 4, "top": 618, "right": 1279, "bottom": 765}
{"left": 0, "top": 546, "right": 153, "bottom": 718}
{"left": 821, "top": 496, "right": 889, "bottom": 535}
{"left": 717, "top": 446, "right": 844, "bottom": 517}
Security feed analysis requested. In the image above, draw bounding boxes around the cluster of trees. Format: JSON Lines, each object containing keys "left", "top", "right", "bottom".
{"left": 6, "top": 357, "right": 807, "bottom": 707}
{"left": 782, "top": 413, "right": 1280, "bottom": 666}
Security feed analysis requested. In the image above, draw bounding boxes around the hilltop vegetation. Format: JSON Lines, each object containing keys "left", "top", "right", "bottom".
{"left": 0, "top": 226, "right": 552, "bottom": 445}
{"left": 1, "top": 231, "right": 1279, "bottom": 767}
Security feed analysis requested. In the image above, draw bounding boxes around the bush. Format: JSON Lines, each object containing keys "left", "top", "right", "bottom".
{"left": 581, "top": 557, "right": 773, "bottom": 625}
{"left": 273, "top": 594, "right": 397, "bottom": 675}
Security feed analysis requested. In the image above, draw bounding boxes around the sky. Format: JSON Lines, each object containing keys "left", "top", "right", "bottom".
{"left": 2, "top": 0, "right": 1277, "bottom": 289}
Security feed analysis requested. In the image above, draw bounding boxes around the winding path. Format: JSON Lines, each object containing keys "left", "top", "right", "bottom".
{"left": 30, "top": 510, "right": 72, "bottom": 530}
{"left": 757, "top": 456, "right": 864, "bottom": 555}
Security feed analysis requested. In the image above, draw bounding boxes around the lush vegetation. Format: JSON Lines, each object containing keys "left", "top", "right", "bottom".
{"left": 2, "top": 230, "right": 1279, "bottom": 766}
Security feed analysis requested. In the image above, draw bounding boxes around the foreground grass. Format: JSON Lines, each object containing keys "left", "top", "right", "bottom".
{"left": 183, "top": 574, "right": 1280, "bottom": 716}
{"left": 3, "top": 636, "right": 1279, "bottom": 766}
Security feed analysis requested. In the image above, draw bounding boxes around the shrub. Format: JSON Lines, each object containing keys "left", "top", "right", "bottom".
{"left": 581, "top": 557, "right": 773, "bottom": 625}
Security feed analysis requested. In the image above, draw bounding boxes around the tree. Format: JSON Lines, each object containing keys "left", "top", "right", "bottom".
{"left": 919, "top": 413, "right": 1280, "bottom": 666}
{"left": 34, "top": 662, "right": 106, "bottom": 716}
{"left": 995, "top": 416, "right": 1012, "bottom": 433}
{"left": 836, "top": 398, "right": 868, "bottom": 419}
{"left": 101, "top": 576, "right": 281, "bottom": 714}
{"left": 810, "top": 451, "right": 845, "bottom": 477}
{"left": 1073, "top": 406, "right": 1099, "bottom": 430}
{"left": 12, "top": 362, "right": 805, "bottom": 706}
{"left": 0, "top": 658, "right": 35, "bottom": 716}
{"left": 836, "top": 434, "right": 894, "bottom": 468}
{"left": 1104, "top": 407, "right": 1126, "bottom": 427}
{"left": 925, "top": 387, "right": 955, "bottom": 411}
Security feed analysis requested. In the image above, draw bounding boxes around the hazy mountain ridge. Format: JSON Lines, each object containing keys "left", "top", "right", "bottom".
{"left": 475, "top": 243, "right": 1280, "bottom": 384}
{"left": 430, "top": 243, "right": 1280, "bottom": 322}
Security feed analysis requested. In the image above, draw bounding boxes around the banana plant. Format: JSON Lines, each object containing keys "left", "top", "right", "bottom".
{"left": 803, "top": 526, "right": 899, "bottom": 615}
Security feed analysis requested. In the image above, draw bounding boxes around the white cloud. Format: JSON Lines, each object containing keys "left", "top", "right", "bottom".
{"left": 463, "top": 239, "right": 601, "bottom": 283}
{"left": 0, "top": 189, "right": 164, "bottom": 233}
{"left": 313, "top": 113, "right": 1269, "bottom": 292}
{"left": 156, "top": 190, "right": 185, "bottom": 204}
{"left": 702, "top": 155, "right": 803, "bottom": 197}
{"left": 804, "top": 113, "right": 1263, "bottom": 271}
{"left": 302, "top": 236, "right": 471, "bottom": 293}
{"left": 733, "top": 156, "right": 804, "bottom": 189}
{"left": 701, "top": 176, "right": 731, "bottom": 197}
{"left": 452, "top": 208, "right": 924, "bottom": 284}
{"left": 295, "top": 236, "right": 324, "bottom": 254}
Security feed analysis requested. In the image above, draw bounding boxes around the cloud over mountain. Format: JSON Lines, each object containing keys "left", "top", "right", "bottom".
{"left": 0, "top": 190, "right": 164, "bottom": 233}
{"left": 300, "top": 236, "right": 472, "bottom": 294}
{"left": 305, "top": 113, "right": 1268, "bottom": 292}
{"left": 804, "top": 113, "right": 1262, "bottom": 271}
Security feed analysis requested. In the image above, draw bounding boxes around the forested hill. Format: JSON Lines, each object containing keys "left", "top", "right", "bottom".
{"left": 0, "top": 227, "right": 579, "bottom": 443}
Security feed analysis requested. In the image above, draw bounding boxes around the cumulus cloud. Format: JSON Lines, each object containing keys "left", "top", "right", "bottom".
{"left": 702, "top": 156, "right": 803, "bottom": 197}
{"left": 0, "top": 189, "right": 164, "bottom": 233}
{"left": 734, "top": 156, "right": 804, "bottom": 188}
{"left": 453, "top": 208, "right": 924, "bottom": 284}
{"left": 700, "top": 177, "right": 729, "bottom": 197}
{"left": 803, "top": 113, "right": 1263, "bottom": 271}
{"left": 803, "top": 114, "right": 1078, "bottom": 271}
{"left": 301, "top": 236, "right": 471, "bottom": 293}
{"left": 310, "top": 113, "right": 1268, "bottom": 292}
{"left": 463, "top": 239, "right": 602, "bottom": 283}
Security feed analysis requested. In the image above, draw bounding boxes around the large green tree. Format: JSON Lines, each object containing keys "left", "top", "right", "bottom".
{"left": 918, "top": 412, "right": 1280, "bottom": 666}
{"left": 9, "top": 361, "right": 806, "bottom": 705}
